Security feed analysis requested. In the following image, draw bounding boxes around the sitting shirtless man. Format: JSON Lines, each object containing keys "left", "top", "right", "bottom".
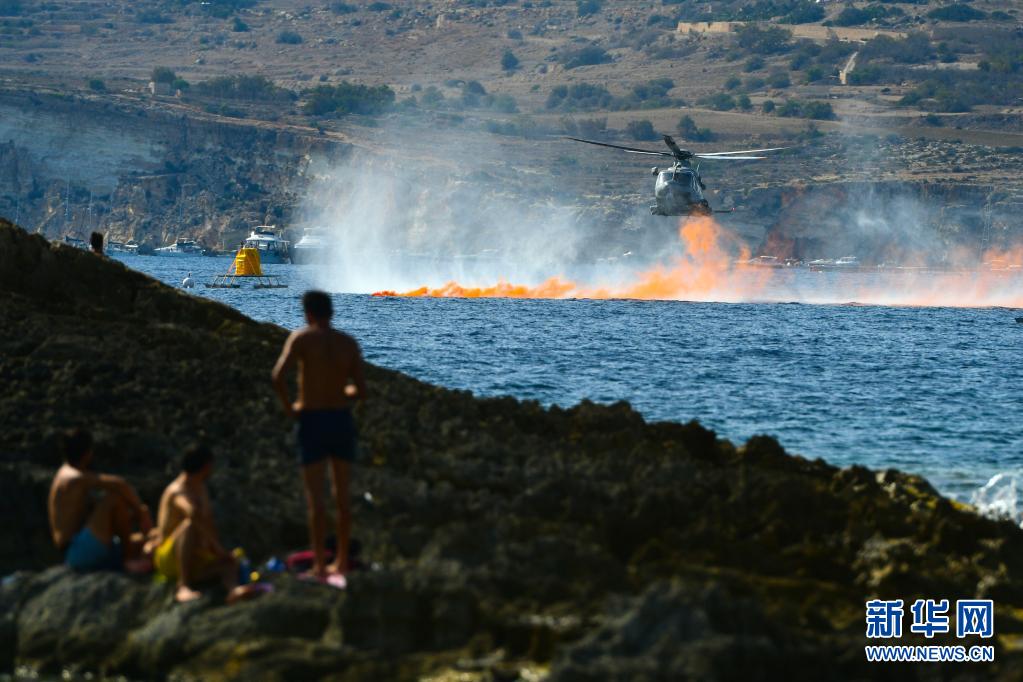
{"left": 48, "top": 428, "right": 152, "bottom": 572}
{"left": 272, "top": 290, "right": 367, "bottom": 580}
{"left": 151, "top": 444, "right": 238, "bottom": 602}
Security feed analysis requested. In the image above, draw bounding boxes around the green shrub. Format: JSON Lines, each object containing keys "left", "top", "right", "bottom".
{"left": 735, "top": 24, "right": 792, "bottom": 55}
{"left": 151, "top": 66, "right": 177, "bottom": 84}
{"left": 232, "top": 17, "right": 249, "bottom": 32}
{"left": 762, "top": 99, "right": 775, "bottom": 113}
{"left": 193, "top": 75, "right": 295, "bottom": 101}
{"left": 302, "top": 81, "right": 396, "bottom": 116}
{"left": 679, "top": 114, "right": 714, "bottom": 141}
{"left": 330, "top": 2, "right": 357, "bottom": 13}
{"left": 545, "top": 83, "right": 614, "bottom": 111}
{"left": 558, "top": 44, "right": 612, "bottom": 69}
{"left": 702, "top": 93, "right": 736, "bottom": 111}
{"left": 501, "top": 50, "right": 519, "bottom": 71}
{"left": 577, "top": 0, "right": 601, "bottom": 17}
{"left": 744, "top": 56, "right": 765, "bottom": 72}
{"left": 88, "top": 78, "right": 105, "bottom": 92}
{"left": 276, "top": 30, "right": 302, "bottom": 44}
{"left": 927, "top": 4, "right": 986, "bottom": 22}
{"left": 625, "top": 119, "right": 657, "bottom": 140}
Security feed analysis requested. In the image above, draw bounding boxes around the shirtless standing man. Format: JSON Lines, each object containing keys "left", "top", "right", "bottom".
{"left": 48, "top": 428, "right": 152, "bottom": 572}
{"left": 151, "top": 444, "right": 238, "bottom": 602}
{"left": 272, "top": 290, "right": 367, "bottom": 579}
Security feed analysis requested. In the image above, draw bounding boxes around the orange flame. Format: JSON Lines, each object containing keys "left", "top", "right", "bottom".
{"left": 372, "top": 216, "right": 1023, "bottom": 308}
{"left": 373, "top": 217, "right": 770, "bottom": 301}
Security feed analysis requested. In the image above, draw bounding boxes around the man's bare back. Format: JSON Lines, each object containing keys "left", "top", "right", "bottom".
{"left": 48, "top": 464, "right": 93, "bottom": 549}
{"left": 275, "top": 326, "right": 366, "bottom": 413}
{"left": 154, "top": 475, "right": 212, "bottom": 547}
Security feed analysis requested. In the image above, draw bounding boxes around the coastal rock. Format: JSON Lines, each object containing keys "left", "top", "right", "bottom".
{"left": 2, "top": 219, "right": 1022, "bottom": 680}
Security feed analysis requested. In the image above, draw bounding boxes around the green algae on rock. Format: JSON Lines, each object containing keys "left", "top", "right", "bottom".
{"left": 1, "top": 218, "right": 1022, "bottom": 680}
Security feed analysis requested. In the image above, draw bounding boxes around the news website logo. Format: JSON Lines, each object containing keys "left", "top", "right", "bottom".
{"left": 864, "top": 599, "right": 995, "bottom": 663}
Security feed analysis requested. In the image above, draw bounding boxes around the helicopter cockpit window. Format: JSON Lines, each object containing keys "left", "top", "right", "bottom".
{"left": 658, "top": 171, "right": 675, "bottom": 183}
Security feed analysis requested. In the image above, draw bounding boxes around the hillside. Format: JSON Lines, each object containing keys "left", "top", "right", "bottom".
{"left": 2, "top": 0, "right": 1023, "bottom": 264}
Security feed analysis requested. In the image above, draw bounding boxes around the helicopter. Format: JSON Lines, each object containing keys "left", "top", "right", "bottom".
{"left": 566, "top": 134, "right": 788, "bottom": 216}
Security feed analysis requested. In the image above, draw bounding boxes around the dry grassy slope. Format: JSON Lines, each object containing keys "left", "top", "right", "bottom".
{"left": 3, "top": 0, "right": 1023, "bottom": 145}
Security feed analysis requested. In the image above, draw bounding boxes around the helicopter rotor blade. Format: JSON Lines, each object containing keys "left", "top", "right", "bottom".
{"left": 564, "top": 137, "right": 675, "bottom": 158}
{"left": 694, "top": 154, "right": 766, "bottom": 160}
{"left": 694, "top": 146, "right": 791, "bottom": 156}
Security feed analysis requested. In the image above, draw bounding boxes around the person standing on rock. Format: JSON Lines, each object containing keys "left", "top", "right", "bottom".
{"left": 48, "top": 428, "right": 153, "bottom": 573}
{"left": 150, "top": 444, "right": 240, "bottom": 603}
{"left": 272, "top": 290, "right": 367, "bottom": 581}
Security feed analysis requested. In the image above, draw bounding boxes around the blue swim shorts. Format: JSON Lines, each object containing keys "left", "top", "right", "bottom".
{"left": 64, "top": 526, "right": 122, "bottom": 572}
{"left": 296, "top": 409, "right": 358, "bottom": 466}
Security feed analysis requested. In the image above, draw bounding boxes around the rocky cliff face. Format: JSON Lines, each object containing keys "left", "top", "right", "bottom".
{"left": 0, "top": 89, "right": 346, "bottom": 250}
{"left": 2, "top": 217, "right": 1023, "bottom": 680}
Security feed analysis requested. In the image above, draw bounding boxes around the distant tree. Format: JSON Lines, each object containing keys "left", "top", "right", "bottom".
{"left": 276, "top": 30, "right": 303, "bottom": 44}
{"left": 736, "top": 94, "right": 752, "bottom": 110}
{"left": 194, "top": 75, "right": 296, "bottom": 101}
{"left": 725, "top": 76, "right": 742, "bottom": 90}
{"left": 560, "top": 45, "right": 611, "bottom": 70}
{"left": 703, "top": 93, "right": 736, "bottom": 111}
{"left": 303, "top": 82, "right": 396, "bottom": 116}
{"left": 678, "top": 114, "right": 714, "bottom": 141}
{"left": 0, "top": 0, "right": 23, "bottom": 15}
{"left": 625, "top": 119, "right": 657, "bottom": 140}
{"left": 465, "top": 80, "right": 487, "bottom": 95}
{"left": 781, "top": 2, "right": 825, "bottom": 24}
{"left": 151, "top": 66, "right": 177, "bottom": 84}
{"left": 330, "top": 1, "right": 357, "bottom": 13}
{"left": 172, "top": 78, "right": 190, "bottom": 92}
{"left": 367, "top": 2, "right": 392, "bottom": 11}
{"left": 232, "top": 17, "right": 249, "bottom": 32}
{"left": 507, "top": 28, "right": 523, "bottom": 40}
{"left": 927, "top": 4, "right": 986, "bottom": 21}
{"left": 735, "top": 24, "right": 792, "bottom": 55}
{"left": 88, "top": 78, "right": 106, "bottom": 92}
{"left": 501, "top": 50, "right": 520, "bottom": 71}
{"left": 744, "top": 56, "right": 765, "bottom": 72}
{"left": 761, "top": 99, "right": 776, "bottom": 114}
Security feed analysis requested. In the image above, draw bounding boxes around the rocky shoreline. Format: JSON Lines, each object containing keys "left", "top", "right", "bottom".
{"left": 2, "top": 218, "right": 1022, "bottom": 680}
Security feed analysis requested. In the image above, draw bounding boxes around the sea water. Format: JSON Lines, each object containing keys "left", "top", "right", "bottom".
{"left": 118, "top": 254, "right": 1023, "bottom": 516}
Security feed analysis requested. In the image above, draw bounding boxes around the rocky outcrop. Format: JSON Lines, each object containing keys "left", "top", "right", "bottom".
{"left": 2, "top": 218, "right": 1023, "bottom": 680}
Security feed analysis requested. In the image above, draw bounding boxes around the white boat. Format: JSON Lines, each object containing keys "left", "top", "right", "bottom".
{"left": 834, "top": 256, "right": 859, "bottom": 267}
{"left": 58, "top": 235, "right": 89, "bottom": 250}
{"left": 290, "top": 227, "right": 330, "bottom": 264}
{"left": 243, "top": 226, "right": 291, "bottom": 264}
{"left": 154, "top": 238, "right": 204, "bottom": 256}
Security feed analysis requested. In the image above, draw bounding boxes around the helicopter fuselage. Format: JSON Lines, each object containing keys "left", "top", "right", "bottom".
{"left": 651, "top": 164, "right": 710, "bottom": 216}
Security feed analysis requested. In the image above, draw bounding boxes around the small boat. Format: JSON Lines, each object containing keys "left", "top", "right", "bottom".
{"left": 834, "top": 256, "right": 859, "bottom": 267}
{"left": 243, "top": 226, "right": 291, "bottom": 264}
{"left": 58, "top": 235, "right": 89, "bottom": 250}
{"left": 291, "top": 227, "right": 330, "bottom": 264}
{"left": 154, "top": 238, "right": 205, "bottom": 257}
